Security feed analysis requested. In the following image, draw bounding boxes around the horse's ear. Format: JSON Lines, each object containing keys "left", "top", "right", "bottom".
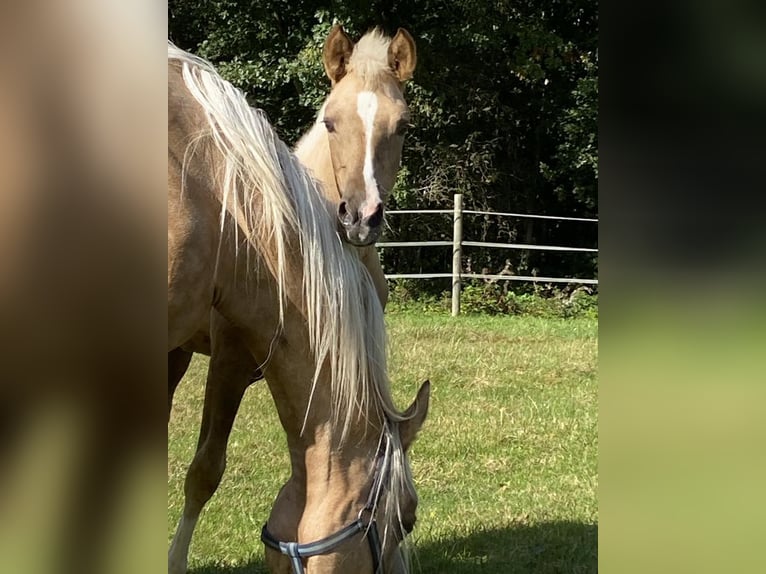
{"left": 323, "top": 25, "right": 354, "bottom": 84}
{"left": 388, "top": 28, "right": 417, "bottom": 82}
{"left": 400, "top": 380, "right": 430, "bottom": 451}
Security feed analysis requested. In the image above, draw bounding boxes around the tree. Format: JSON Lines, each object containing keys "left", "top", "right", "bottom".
{"left": 169, "top": 0, "right": 598, "bottom": 292}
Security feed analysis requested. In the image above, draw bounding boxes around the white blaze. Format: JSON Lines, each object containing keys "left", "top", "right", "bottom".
{"left": 356, "top": 90, "right": 380, "bottom": 218}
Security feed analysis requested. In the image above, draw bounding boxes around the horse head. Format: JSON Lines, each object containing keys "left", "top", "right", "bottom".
{"left": 315, "top": 26, "right": 416, "bottom": 246}
{"left": 263, "top": 380, "right": 430, "bottom": 574}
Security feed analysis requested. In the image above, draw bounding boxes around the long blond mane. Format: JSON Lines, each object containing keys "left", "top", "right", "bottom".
{"left": 168, "top": 42, "right": 415, "bottom": 544}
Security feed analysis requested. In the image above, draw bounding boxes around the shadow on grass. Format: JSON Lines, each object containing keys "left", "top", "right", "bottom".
{"left": 412, "top": 521, "right": 597, "bottom": 574}
{"left": 190, "top": 520, "right": 596, "bottom": 574}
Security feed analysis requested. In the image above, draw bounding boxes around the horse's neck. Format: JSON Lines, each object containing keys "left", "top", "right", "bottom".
{"left": 294, "top": 121, "right": 339, "bottom": 202}
{"left": 256, "top": 308, "right": 383, "bottom": 459}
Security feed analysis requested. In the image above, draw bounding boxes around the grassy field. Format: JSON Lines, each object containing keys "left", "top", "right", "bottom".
{"left": 168, "top": 312, "right": 598, "bottom": 573}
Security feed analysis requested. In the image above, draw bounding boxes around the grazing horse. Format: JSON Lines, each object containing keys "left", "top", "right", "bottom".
{"left": 167, "top": 30, "right": 426, "bottom": 574}
{"left": 168, "top": 26, "right": 418, "bottom": 573}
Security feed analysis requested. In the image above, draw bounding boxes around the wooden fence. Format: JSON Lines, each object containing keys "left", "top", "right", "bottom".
{"left": 379, "top": 194, "right": 598, "bottom": 316}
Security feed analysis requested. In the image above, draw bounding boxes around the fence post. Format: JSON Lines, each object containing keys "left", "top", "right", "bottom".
{"left": 451, "top": 193, "right": 463, "bottom": 316}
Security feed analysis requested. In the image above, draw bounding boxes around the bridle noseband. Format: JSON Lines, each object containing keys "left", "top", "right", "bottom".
{"left": 261, "top": 511, "right": 382, "bottom": 574}
{"left": 261, "top": 435, "right": 390, "bottom": 574}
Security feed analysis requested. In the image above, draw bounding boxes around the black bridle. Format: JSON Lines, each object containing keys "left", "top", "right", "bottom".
{"left": 261, "top": 435, "right": 390, "bottom": 574}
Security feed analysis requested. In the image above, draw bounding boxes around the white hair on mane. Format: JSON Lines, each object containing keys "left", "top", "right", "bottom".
{"left": 348, "top": 28, "right": 396, "bottom": 88}
{"left": 168, "top": 42, "right": 416, "bottom": 548}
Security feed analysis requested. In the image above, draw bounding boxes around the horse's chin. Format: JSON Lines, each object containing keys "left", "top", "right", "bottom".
{"left": 340, "top": 225, "right": 381, "bottom": 247}
{"left": 346, "top": 236, "right": 377, "bottom": 247}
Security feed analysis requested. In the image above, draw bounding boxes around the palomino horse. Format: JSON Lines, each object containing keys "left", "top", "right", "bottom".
{"left": 168, "top": 27, "right": 418, "bottom": 573}
{"left": 168, "top": 29, "right": 426, "bottom": 574}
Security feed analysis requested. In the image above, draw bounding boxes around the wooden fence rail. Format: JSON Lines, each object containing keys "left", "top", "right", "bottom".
{"left": 382, "top": 194, "right": 598, "bottom": 316}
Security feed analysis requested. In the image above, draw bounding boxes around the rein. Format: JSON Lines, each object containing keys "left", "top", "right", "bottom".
{"left": 261, "top": 433, "right": 391, "bottom": 574}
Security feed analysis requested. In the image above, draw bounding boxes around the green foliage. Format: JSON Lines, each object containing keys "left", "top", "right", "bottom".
{"left": 386, "top": 280, "right": 598, "bottom": 318}
{"left": 386, "top": 279, "right": 450, "bottom": 314}
{"left": 169, "top": 0, "right": 598, "bottom": 294}
{"left": 458, "top": 284, "right": 597, "bottom": 318}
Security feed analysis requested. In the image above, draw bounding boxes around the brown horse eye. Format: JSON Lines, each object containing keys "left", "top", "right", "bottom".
{"left": 323, "top": 118, "right": 336, "bottom": 133}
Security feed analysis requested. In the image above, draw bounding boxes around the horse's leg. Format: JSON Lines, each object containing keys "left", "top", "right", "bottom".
{"left": 168, "top": 312, "right": 257, "bottom": 574}
{"left": 168, "top": 348, "right": 193, "bottom": 420}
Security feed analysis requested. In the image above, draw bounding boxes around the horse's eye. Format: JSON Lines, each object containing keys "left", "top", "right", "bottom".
{"left": 323, "top": 118, "right": 336, "bottom": 133}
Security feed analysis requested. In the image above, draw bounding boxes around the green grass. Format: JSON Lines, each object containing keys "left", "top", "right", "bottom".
{"left": 168, "top": 312, "right": 598, "bottom": 573}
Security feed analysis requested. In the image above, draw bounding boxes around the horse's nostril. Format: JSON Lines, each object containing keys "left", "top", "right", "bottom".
{"left": 338, "top": 200, "right": 362, "bottom": 226}
{"left": 365, "top": 202, "right": 384, "bottom": 228}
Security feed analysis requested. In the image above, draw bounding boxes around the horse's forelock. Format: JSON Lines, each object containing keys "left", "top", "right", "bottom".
{"left": 347, "top": 29, "right": 396, "bottom": 90}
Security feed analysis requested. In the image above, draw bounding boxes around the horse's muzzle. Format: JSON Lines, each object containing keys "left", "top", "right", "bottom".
{"left": 337, "top": 200, "right": 384, "bottom": 246}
